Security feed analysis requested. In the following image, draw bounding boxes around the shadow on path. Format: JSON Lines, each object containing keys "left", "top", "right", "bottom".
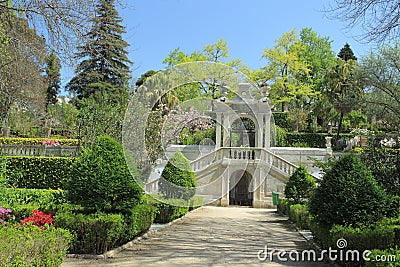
{"left": 62, "top": 206, "right": 331, "bottom": 267}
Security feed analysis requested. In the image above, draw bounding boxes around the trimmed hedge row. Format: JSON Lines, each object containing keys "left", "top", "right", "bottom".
{"left": 55, "top": 202, "right": 157, "bottom": 255}
{"left": 0, "top": 137, "right": 79, "bottom": 146}
{"left": 0, "top": 188, "right": 66, "bottom": 221}
{"left": 3, "top": 156, "right": 74, "bottom": 189}
{"left": 0, "top": 225, "right": 72, "bottom": 267}
{"left": 275, "top": 132, "right": 355, "bottom": 148}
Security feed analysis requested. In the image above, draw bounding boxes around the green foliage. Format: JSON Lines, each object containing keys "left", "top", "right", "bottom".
{"left": 76, "top": 94, "right": 127, "bottom": 146}
{"left": 360, "top": 147, "right": 400, "bottom": 196}
{"left": 66, "top": 0, "right": 131, "bottom": 102}
{"left": 0, "top": 150, "right": 6, "bottom": 188}
{"left": 179, "top": 127, "right": 216, "bottom": 145}
{"left": 273, "top": 125, "right": 287, "bottom": 147}
{"left": 0, "top": 225, "right": 72, "bottom": 267}
{"left": 288, "top": 204, "right": 311, "bottom": 230}
{"left": 66, "top": 135, "right": 142, "bottom": 214}
{"left": 3, "top": 156, "right": 73, "bottom": 189}
{"left": 153, "top": 198, "right": 191, "bottom": 223}
{"left": 55, "top": 197, "right": 157, "bottom": 255}
{"left": 329, "top": 224, "right": 400, "bottom": 252}
{"left": 284, "top": 166, "right": 316, "bottom": 204}
{"left": 123, "top": 200, "right": 157, "bottom": 241}
{"left": 273, "top": 112, "right": 291, "bottom": 130}
{"left": 343, "top": 110, "right": 367, "bottom": 129}
{"left": 159, "top": 152, "right": 196, "bottom": 200}
{"left": 309, "top": 154, "right": 392, "bottom": 227}
{"left": 0, "top": 137, "right": 78, "bottom": 146}
{"left": 45, "top": 51, "right": 61, "bottom": 109}
{"left": 284, "top": 132, "right": 353, "bottom": 148}
{"left": 55, "top": 212, "right": 125, "bottom": 254}
{"left": 366, "top": 249, "right": 400, "bottom": 267}
{"left": 277, "top": 198, "right": 293, "bottom": 216}
{"left": 0, "top": 188, "right": 66, "bottom": 221}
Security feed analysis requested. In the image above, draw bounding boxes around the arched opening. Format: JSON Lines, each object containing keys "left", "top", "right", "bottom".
{"left": 229, "top": 170, "right": 253, "bottom": 206}
{"left": 231, "top": 117, "right": 256, "bottom": 147}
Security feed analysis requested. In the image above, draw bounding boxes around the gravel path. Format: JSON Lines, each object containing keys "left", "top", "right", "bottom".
{"left": 61, "top": 206, "right": 331, "bottom": 266}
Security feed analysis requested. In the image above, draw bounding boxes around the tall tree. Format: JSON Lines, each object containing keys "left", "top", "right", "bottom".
{"left": 326, "top": 0, "right": 399, "bottom": 43}
{"left": 45, "top": 51, "right": 61, "bottom": 110}
{"left": 66, "top": 0, "right": 132, "bottom": 104}
{"left": 262, "top": 29, "right": 316, "bottom": 112}
{"left": 0, "top": 12, "right": 47, "bottom": 135}
{"left": 324, "top": 57, "right": 364, "bottom": 143}
{"left": 163, "top": 38, "right": 249, "bottom": 99}
{"left": 360, "top": 42, "right": 400, "bottom": 125}
{"left": 337, "top": 43, "right": 357, "bottom": 61}
{"left": 0, "top": 0, "right": 101, "bottom": 63}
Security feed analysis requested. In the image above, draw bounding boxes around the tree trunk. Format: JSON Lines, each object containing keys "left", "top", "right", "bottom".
{"left": 336, "top": 112, "right": 344, "bottom": 149}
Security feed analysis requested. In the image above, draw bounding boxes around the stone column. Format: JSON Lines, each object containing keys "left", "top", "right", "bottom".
{"left": 216, "top": 113, "right": 222, "bottom": 148}
{"left": 223, "top": 114, "right": 230, "bottom": 147}
{"left": 325, "top": 136, "right": 333, "bottom": 159}
{"left": 264, "top": 113, "right": 271, "bottom": 148}
{"left": 220, "top": 171, "right": 229, "bottom": 207}
{"left": 257, "top": 115, "right": 263, "bottom": 148}
{"left": 252, "top": 168, "right": 265, "bottom": 208}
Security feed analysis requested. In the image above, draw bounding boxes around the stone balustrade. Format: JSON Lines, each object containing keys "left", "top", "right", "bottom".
{"left": 190, "top": 147, "right": 300, "bottom": 178}
{"left": 0, "top": 144, "right": 80, "bottom": 157}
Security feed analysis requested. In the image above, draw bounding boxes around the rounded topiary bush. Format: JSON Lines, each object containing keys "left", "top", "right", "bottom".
{"left": 309, "top": 154, "right": 391, "bottom": 227}
{"left": 159, "top": 151, "right": 196, "bottom": 200}
{"left": 66, "top": 135, "right": 142, "bottom": 213}
{"left": 284, "top": 165, "right": 315, "bottom": 204}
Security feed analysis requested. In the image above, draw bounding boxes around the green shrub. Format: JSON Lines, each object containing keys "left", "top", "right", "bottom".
{"left": 159, "top": 151, "right": 196, "bottom": 200}
{"left": 309, "top": 154, "right": 392, "bottom": 227}
{"left": 3, "top": 156, "right": 74, "bottom": 189}
{"left": 0, "top": 188, "right": 66, "bottom": 221}
{"left": 0, "top": 137, "right": 78, "bottom": 146}
{"left": 277, "top": 199, "right": 292, "bottom": 216}
{"left": 153, "top": 200, "right": 190, "bottom": 223}
{"left": 66, "top": 135, "right": 143, "bottom": 214}
{"left": 284, "top": 166, "right": 315, "bottom": 204}
{"left": 288, "top": 204, "right": 311, "bottom": 230}
{"left": 122, "top": 198, "right": 157, "bottom": 241}
{"left": 0, "top": 225, "right": 72, "bottom": 266}
{"left": 180, "top": 127, "right": 216, "bottom": 145}
{"left": 272, "top": 112, "right": 291, "bottom": 131}
{"left": 55, "top": 212, "right": 125, "bottom": 254}
{"left": 274, "top": 125, "right": 287, "bottom": 147}
{"left": 189, "top": 195, "right": 204, "bottom": 211}
{"left": 366, "top": 249, "right": 400, "bottom": 267}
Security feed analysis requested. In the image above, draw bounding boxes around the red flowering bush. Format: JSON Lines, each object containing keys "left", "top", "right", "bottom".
{"left": 20, "top": 210, "right": 55, "bottom": 230}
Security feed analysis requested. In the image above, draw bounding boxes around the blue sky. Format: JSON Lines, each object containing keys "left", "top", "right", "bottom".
{"left": 61, "top": 0, "right": 374, "bottom": 91}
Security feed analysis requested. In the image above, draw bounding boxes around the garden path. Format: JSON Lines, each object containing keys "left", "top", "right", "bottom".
{"left": 61, "top": 206, "right": 330, "bottom": 266}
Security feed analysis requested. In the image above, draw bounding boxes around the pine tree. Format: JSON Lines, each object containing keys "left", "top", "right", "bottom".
{"left": 66, "top": 0, "right": 132, "bottom": 104}
{"left": 45, "top": 51, "right": 61, "bottom": 110}
{"left": 337, "top": 43, "right": 357, "bottom": 61}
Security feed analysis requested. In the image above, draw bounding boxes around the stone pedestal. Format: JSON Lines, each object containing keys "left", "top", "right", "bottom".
{"left": 220, "top": 198, "right": 229, "bottom": 207}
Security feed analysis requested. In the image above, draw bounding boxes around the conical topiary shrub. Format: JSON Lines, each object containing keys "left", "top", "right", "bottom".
{"left": 66, "top": 135, "right": 142, "bottom": 214}
{"left": 309, "top": 154, "right": 391, "bottom": 227}
{"left": 159, "top": 151, "right": 196, "bottom": 200}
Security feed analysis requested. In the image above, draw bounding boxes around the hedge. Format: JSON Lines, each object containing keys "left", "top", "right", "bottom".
{"left": 55, "top": 212, "right": 125, "bottom": 254}
{"left": 0, "top": 225, "right": 72, "bottom": 267}
{"left": 280, "top": 133, "right": 355, "bottom": 148}
{"left": 0, "top": 188, "right": 66, "bottom": 221}
{"left": 3, "top": 156, "right": 74, "bottom": 189}
{"left": 0, "top": 137, "right": 79, "bottom": 146}
{"left": 55, "top": 201, "right": 157, "bottom": 255}
{"left": 153, "top": 202, "right": 189, "bottom": 223}
{"left": 272, "top": 112, "right": 291, "bottom": 131}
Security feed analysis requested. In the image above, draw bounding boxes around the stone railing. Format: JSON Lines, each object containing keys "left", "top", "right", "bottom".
{"left": 190, "top": 147, "right": 300, "bottom": 178}
{"left": 0, "top": 144, "right": 80, "bottom": 157}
